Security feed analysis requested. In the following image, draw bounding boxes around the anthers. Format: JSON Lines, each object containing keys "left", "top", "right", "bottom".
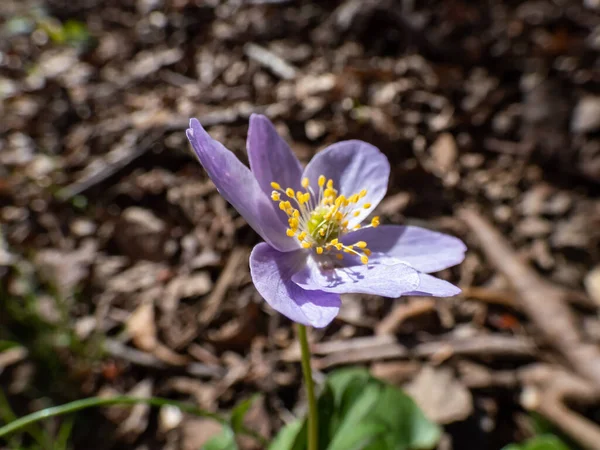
{"left": 270, "top": 176, "right": 379, "bottom": 264}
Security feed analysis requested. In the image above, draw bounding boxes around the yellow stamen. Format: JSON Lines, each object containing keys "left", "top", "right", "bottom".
{"left": 269, "top": 177, "right": 374, "bottom": 261}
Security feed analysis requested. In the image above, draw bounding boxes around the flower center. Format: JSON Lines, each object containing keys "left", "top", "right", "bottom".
{"left": 270, "top": 175, "right": 380, "bottom": 264}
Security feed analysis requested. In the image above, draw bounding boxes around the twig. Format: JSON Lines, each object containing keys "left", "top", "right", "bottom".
{"left": 198, "top": 248, "right": 247, "bottom": 324}
{"left": 376, "top": 298, "right": 436, "bottom": 335}
{"left": 316, "top": 342, "right": 407, "bottom": 369}
{"left": 244, "top": 43, "right": 298, "bottom": 80}
{"left": 413, "top": 334, "right": 535, "bottom": 359}
{"left": 462, "top": 285, "right": 596, "bottom": 310}
{"left": 55, "top": 132, "right": 157, "bottom": 202}
{"left": 104, "top": 339, "right": 224, "bottom": 378}
{"left": 460, "top": 209, "right": 600, "bottom": 391}
{"left": 460, "top": 286, "right": 517, "bottom": 309}
{"left": 280, "top": 335, "right": 398, "bottom": 361}
{"left": 279, "top": 333, "right": 534, "bottom": 368}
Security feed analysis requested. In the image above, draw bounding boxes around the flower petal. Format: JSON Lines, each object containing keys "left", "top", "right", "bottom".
{"left": 341, "top": 225, "right": 466, "bottom": 273}
{"left": 403, "top": 273, "right": 462, "bottom": 297}
{"left": 250, "top": 243, "right": 341, "bottom": 328}
{"left": 247, "top": 114, "right": 303, "bottom": 196}
{"left": 187, "top": 119, "right": 298, "bottom": 252}
{"left": 292, "top": 255, "right": 420, "bottom": 298}
{"left": 302, "top": 140, "right": 390, "bottom": 227}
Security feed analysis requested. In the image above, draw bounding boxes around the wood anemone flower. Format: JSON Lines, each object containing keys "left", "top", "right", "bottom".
{"left": 186, "top": 115, "right": 466, "bottom": 328}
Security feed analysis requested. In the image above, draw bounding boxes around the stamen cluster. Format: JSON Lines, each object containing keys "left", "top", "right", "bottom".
{"left": 270, "top": 175, "right": 380, "bottom": 264}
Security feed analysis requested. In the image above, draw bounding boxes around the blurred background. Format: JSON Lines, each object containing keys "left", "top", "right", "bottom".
{"left": 0, "top": 0, "right": 599, "bottom": 449}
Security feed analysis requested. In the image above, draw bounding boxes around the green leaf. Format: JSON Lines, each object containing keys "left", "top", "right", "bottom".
{"left": 328, "top": 422, "right": 387, "bottom": 450}
{"left": 327, "top": 368, "right": 440, "bottom": 450}
{"left": 269, "top": 368, "right": 441, "bottom": 450}
{"left": 368, "top": 385, "right": 441, "bottom": 450}
{"left": 268, "top": 420, "right": 304, "bottom": 450}
{"left": 230, "top": 395, "right": 259, "bottom": 433}
{"left": 62, "top": 19, "right": 91, "bottom": 48}
{"left": 202, "top": 426, "right": 238, "bottom": 450}
{"left": 327, "top": 382, "right": 382, "bottom": 449}
{"left": 502, "top": 435, "right": 571, "bottom": 450}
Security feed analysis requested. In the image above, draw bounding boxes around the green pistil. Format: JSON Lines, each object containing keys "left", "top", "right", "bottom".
{"left": 307, "top": 208, "right": 339, "bottom": 244}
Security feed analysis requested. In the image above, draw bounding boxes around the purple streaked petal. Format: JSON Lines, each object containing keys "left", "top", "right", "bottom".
{"left": 302, "top": 141, "right": 390, "bottom": 228}
{"left": 250, "top": 243, "right": 341, "bottom": 328}
{"left": 341, "top": 225, "right": 466, "bottom": 273}
{"left": 292, "top": 255, "right": 420, "bottom": 298}
{"left": 247, "top": 114, "right": 303, "bottom": 196}
{"left": 187, "top": 119, "right": 298, "bottom": 252}
{"left": 403, "top": 273, "right": 462, "bottom": 297}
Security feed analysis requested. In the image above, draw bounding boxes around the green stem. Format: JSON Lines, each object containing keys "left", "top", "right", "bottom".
{"left": 0, "top": 396, "right": 267, "bottom": 446}
{"left": 297, "top": 324, "right": 318, "bottom": 450}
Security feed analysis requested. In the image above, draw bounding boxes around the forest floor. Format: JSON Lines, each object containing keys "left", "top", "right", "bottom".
{"left": 1, "top": 0, "right": 599, "bottom": 449}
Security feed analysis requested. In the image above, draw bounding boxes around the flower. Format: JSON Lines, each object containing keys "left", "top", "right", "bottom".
{"left": 186, "top": 115, "right": 466, "bottom": 328}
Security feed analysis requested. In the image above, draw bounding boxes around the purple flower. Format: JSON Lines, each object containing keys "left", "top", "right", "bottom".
{"left": 186, "top": 115, "right": 466, "bottom": 328}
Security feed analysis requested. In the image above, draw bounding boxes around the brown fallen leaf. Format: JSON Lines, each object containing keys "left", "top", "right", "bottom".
{"left": 126, "top": 295, "right": 157, "bottom": 352}
{"left": 405, "top": 365, "right": 473, "bottom": 424}
{"left": 182, "top": 418, "right": 224, "bottom": 450}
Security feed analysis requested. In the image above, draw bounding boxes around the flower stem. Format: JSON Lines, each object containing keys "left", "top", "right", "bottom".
{"left": 297, "top": 324, "right": 318, "bottom": 450}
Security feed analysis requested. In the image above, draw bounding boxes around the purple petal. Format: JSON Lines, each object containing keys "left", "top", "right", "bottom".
{"left": 247, "top": 114, "right": 303, "bottom": 196}
{"left": 302, "top": 141, "right": 390, "bottom": 227}
{"left": 403, "top": 273, "right": 462, "bottom": 297}
{"left": 292, "top": 255, "right": 420, "bottom": 298}
{"left": 341, "top": 225, "right": 466, "bottom": 273}
{"left": 250, "top": 243, "right": 341, "bottom": 328}
{"left": 187, "top": 119, "right": 298, "bottom": 252}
